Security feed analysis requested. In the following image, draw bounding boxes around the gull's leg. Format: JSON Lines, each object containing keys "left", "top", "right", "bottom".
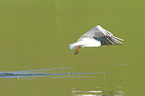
{"left": 74, "top": 46, "right": 80, "bottom": 55}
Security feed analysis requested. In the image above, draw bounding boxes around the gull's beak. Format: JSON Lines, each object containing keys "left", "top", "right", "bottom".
{"left": 74, "top": 50, "right": 79, "bottom": 55}
{"left": 74, "top": 46, "right": 81, "bottom": 55}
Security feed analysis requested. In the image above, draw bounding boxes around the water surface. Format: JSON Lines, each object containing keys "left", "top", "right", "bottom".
{"left": 0, "top": 0, "right": 145, "bottom": 96}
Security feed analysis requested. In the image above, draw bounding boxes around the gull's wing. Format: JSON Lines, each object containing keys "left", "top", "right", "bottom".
{"left": 78, "top": 25, "right": 124, "bottom": 45}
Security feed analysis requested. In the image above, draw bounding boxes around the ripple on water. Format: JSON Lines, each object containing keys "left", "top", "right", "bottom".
{"left": 0, "top": 67, "right": 96, "bottom": 79}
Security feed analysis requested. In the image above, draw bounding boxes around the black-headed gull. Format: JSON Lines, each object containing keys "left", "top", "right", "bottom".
{"left": 69, "top": 25, "right": 124, "bottom": 55}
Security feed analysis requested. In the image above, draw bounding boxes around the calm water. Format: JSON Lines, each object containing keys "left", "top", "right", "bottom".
{"left": 0, "top": 0, "right": 145, "bottom": 96}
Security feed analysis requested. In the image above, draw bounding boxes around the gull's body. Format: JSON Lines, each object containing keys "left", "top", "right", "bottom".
{"left": 70, "top": 38, "right": 101, "bottom": 49}
{"left": 69, "top": 25, "right": 124, "bottom": 54}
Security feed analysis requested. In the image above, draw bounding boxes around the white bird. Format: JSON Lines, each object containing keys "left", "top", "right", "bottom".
{"left": 69, "top": 25, "right": 124, "bottom": 55}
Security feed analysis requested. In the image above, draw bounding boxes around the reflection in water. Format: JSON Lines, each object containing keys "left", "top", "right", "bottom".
{"left": 72, "top": 87, "right": 125, "bottom": 96}
{"left": 116, "top": 64, "right": 128, "bottom": 66}
{"left": 0, "top": 67, "right": 95, "bottom": 79}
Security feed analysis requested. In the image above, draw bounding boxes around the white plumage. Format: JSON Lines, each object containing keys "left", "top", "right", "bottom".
{"left": 70, "top": 38, "right": 101, "bottom": 50}
{"left": 69, "top": 25, "right": 124, "bottom": 54}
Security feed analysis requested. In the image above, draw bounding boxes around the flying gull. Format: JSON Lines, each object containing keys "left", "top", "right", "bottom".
{"left": 69, "top": 25, "right": 124, "bottom": 55}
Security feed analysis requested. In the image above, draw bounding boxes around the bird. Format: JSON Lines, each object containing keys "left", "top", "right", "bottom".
{"left": 69, "top": 25, "right": 124, "bottom": 55}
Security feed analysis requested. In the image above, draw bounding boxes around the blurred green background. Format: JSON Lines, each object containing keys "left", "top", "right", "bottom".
{"left": 0, "top": 0, "right": 145, "bottom": 96}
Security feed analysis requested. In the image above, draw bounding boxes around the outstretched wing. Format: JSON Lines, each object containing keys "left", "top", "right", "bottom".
{"left": 78, "top": 25, "right": 124, "bottom": 45}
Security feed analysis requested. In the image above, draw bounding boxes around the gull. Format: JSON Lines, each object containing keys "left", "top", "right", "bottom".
{"left": 69, "top": 25, "right": 124, "bottom": 55}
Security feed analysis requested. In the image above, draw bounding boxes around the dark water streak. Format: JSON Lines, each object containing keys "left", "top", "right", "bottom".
{"left": 0, "top": 68, "right": 95, "bottom": 78}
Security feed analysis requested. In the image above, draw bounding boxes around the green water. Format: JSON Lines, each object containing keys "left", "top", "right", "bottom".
{"left": 0, "top": 0, "right": 145, "bottom": 96}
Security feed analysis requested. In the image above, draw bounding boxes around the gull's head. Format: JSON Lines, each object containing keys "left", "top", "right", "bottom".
{"left": 69, "top": 41, "right": 83, "bottom": 55}
{"left": 69, "top": 41, "right": 83, "bottom": 50}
